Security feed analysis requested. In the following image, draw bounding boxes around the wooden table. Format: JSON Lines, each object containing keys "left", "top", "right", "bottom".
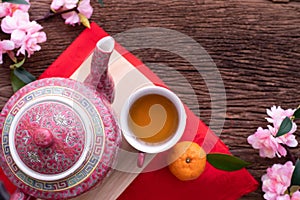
{"left": 1, "top": 0, "right": 300, "bottom": 199}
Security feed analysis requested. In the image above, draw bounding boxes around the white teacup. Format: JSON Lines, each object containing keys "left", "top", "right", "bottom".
{"left": 120, "top": 86, "right": 187, "bottom": 161}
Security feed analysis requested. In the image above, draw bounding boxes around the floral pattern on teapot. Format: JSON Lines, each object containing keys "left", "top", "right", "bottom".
{"left": 15, "top": 102, "right": 85, "bottom": 174}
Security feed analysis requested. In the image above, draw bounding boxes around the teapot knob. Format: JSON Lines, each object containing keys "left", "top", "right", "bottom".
{"left": 32, "top": 128, "right": 54, "bottom": 148}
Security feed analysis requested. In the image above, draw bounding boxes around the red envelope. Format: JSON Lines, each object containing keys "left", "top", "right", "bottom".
{"left": 1, "top": 22, "right": 258, "bottom": 199}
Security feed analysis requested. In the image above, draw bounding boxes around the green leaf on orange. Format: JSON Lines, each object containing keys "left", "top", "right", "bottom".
{"left": 2, "top": 0, "right": 29, "bottom": 5}
{"left": 276, "top": 116, "right": 293, "bottom": 137}
{"left": 207, "top": 153, "right": 250, "bottom": 171}
{"left": 291, "top": 159, "right": 300, "bottom": 186}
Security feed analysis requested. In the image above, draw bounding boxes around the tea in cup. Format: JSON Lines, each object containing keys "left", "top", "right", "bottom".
{"left": 120, "top": 86, "right": 187, "bottom": 155}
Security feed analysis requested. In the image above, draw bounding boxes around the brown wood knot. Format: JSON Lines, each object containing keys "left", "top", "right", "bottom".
{"left": 272, "top": 0, "right": 289, "bottom": 3}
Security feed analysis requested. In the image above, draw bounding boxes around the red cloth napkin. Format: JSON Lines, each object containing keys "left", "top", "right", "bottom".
{"left": 1, "top": 22, "right": 258, "bottom": 199}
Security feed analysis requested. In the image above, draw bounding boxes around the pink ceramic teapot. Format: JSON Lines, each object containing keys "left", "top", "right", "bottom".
{"left": 0, "top": 36, "right": 121, "bottom": 199}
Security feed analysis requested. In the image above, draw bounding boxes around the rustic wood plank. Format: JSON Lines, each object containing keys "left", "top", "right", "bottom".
{"left": 1, "top": 0, "right": 300, "bottom": 199}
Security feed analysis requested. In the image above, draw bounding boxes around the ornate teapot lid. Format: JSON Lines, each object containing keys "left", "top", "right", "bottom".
{"left": 0, "top": 78, "right": 121, "bottom": 199}
{"left": 11, "top": 92, "right": 91, "bottom": 181}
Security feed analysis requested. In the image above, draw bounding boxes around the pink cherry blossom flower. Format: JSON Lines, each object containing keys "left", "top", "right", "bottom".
{"left": 292, "top": 191, "right": 300, "bottom": 200}
{"left": 1, "top": 9, "right": 31, "bottom": 34}
{"left": 264, "top": 106, "right": 298, "bottom": 148}
{"left": 51, "top": 0, "right": 93, "bottom": 26}
{"left": 0, "top": 0, "right": 30, "bottom": 18}
{"left": 0, "top": 39, "right": 15, "bottom": 64}
{"left": 51, "top": 0, "right": 78, "bottom": 10}
{"left": 277, "top": 195, "right": 293, "bottom": 200}
{"left": 247, "top": 127, "right": 287, "bottom": 158}
{"left": 61, "top": 11, "right": 80, "bottom": 25}
{"left": 1, "top": 10, "right": 46, "bottom": 57}
{"left": 77, "top": 0, "right": 93, "bottom": 18}
{"left": 266, "top": 106, "right": 296, "bottom": 129}
{"left": 16, "top": 31, "right": 46, "bottom": 57}
{"left": 268, "top": 125, "right": 298, "bottom": 148}
{"left": 9, "top": 21, "right": 44, "bottom": 47}
{"left": 262, "top": 161, "right": 294, "bottom": 200}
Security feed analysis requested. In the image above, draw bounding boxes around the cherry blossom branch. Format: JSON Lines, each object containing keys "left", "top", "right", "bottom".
{"left": 35, "top": 7, "right": 78, "bottom": 22}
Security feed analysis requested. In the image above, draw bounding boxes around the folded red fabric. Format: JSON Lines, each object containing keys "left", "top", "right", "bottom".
{"left": 1, "top": 22, "right": 258, "bottom": 199}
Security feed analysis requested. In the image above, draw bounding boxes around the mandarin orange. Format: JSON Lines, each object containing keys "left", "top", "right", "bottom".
{"left": 168, "top": 141, "right": 206, "bottom": 181}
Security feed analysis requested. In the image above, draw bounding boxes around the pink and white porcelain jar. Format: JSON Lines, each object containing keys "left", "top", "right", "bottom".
{"left": 0, "top": 36, "right": 121, "bottom": 199}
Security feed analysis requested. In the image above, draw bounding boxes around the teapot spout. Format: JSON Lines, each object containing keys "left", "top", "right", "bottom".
{"left": 97, "top": 36, "right": 115, "bottom": 54}
{"left": 84, "top": 36, "right": 115, "bottom": 103}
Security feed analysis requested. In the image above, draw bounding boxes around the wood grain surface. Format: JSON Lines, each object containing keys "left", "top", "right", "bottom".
{"left": 1, "top": 0, "right": 300, "bottom": 199}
